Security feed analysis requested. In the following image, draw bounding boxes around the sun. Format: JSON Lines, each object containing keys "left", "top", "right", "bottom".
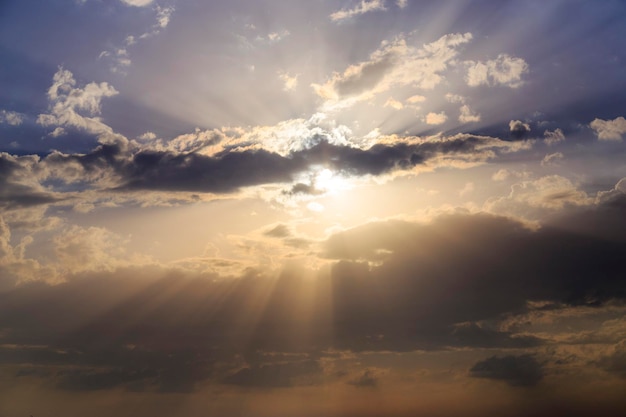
{"left": 314, "top": 168, "right": 350, "bottom": 195}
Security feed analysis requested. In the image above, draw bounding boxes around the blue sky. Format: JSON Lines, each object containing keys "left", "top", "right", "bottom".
{"left": 1, "top": 1, "right": 626, "bottom": 416}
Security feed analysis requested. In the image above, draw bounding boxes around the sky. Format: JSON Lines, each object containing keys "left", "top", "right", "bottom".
{"left": 1, "top": 0, "right": 626, "bottom": 416}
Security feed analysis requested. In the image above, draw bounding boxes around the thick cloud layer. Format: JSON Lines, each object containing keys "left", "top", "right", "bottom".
{"left": 1, "top": 193, "right": 625, "bottom": 395}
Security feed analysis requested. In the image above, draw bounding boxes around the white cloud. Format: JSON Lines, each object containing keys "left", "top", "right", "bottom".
{"left": 425, "top": 112, "right": 447, "bottom": 125}
{"left": 37, "top": 67, "right": 118, "bottom": 137}
{"left": 330, "top": 0, "right": 386, "bottom": 22}
{"left": 0, "top": 110, "right": 25, "bottom": 126}
{"left": 138, "top": 131, "right": 157, "bottom": 141}
{"left": 119, "top": 0, "right": 153, "bottom": 6}
{"left": 396, "top": 0, "right": 408, "bottom": 8}
{"left": 459, "top": 104, "right": 481, "bottom": 123}
{"left": 590, "top": 116, "right": 626, "bottom": 141}
{"left": 466, "top": 54, "right": 528, "bottom": 88}
{"left": 544, "top": 128, "right": 565, "bottom": 145}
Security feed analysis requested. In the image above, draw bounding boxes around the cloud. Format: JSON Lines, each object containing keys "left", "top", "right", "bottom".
{"left": 312, "top": 32, "right": 473, "bottom": 109}
{"left": 155, "top": 5, "right": 174, "bottom": 28}
{"left": 384, "top": 97, "right": 404, "bottom": 110}
{"left": 544, "top": 128, "right": 565, "bottom": 146}
{"left": 459, "top": 104, "right": 481, "bottom": 123}
{"left": 469, "top": 355, "right": 544, "bottom": 387}
{"left": 406, "top": 94, "right": 426, "bottom": 104}
{"left": 0, "top": 110, "right": 25, "bottom": 126}
{"left": 590, "top": 116, "right": 626, "bottom": 141}
{"left": 222, "top": 360, "right": 321, "bottom": 387}
{"left": 425, "top": 111, "right": 448, "bottom": 125}
{"left": 396, "top": 0, "right": 408, "bottom": 8}
{"left": 599, "top": 341, "right": 626, "bottom": 378}
{"left": 347, "top": 369, "right": 379, "bottom": 387}
{"left": 279, "top": 72, "right": 299, "bottom": 91}
{"left": 119, "top": 0, "right": 153, "bottom": 6}
{"left": 330, "top": 0, "right": 386, "bottom": 22}
{"left": 0, "top": 153, "right": 61, "bottom": 209}
{"left": 466, "top": 54, "right": 528, "bottom": 88}
{"left": 541, "top": 152, "right": 564, "bottom": 167}
{"left": 36, "top": 68, "right": 118, "bottom": 137}
{"left": 485, "top": 175, "right": 593, "bottom": 219}
{"left": 0, "top": 129, "right": 522, "bottom": 210}
{"left": 0, "top": 191, "right": 625, "bottom": 393}
{"left": 509, "top": 119, "right": 531, "bottom": 139}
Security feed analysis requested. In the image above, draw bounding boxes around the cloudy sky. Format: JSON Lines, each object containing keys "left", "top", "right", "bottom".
{"left": 1, "top": 0, "right": 626, "bottom": 416}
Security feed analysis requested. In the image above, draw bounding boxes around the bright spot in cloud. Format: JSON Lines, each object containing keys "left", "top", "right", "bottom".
{"left": 314, "top": 168, "right": 351, "bottom": 194}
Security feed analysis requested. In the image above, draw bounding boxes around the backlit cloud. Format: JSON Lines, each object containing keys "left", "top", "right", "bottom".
{"left": 36, "top": 68, "right": 118, "bottom": 137}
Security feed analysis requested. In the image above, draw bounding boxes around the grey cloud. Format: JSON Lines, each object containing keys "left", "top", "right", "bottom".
{"left": 469, "top": 354, "right": 544, "bottom": 387}
{"left": 1, "top": 133, "right": 516, "bottom": 203}
{"left": 0, "top": 153, "right": 62, "bottom": 209}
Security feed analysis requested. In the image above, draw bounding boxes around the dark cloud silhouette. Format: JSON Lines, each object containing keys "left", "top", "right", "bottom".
{"left": 0, "top": 134, "right": 519, "bottom": 206}
{"left": 469, "top": 354, "right": 544, "bottom": 387}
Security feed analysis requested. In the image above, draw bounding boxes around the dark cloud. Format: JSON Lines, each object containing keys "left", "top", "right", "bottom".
{"left": 222, "top": 360, "right": 321, "bottom": 388}
{"left": 469, "top": 354, "right": 544, "bottom": 387}
{"left": 285, "top": 182, "right": 324, "bottom": 196}
{"left": 450, "top": 322, "right": 542, "bottom": 349}
{"left": 0, "top": 134, "right": 518, "bottom": 205}
{"left": 0, "top": 153, "right": 61, "bottom": 208}
{"left": 599, "top": 341, "right": 626, "bottom": 379}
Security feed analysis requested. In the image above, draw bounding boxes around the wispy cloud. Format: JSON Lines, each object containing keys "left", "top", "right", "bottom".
{"left": 330, "top": 0, "right": 387, "bottom": 22}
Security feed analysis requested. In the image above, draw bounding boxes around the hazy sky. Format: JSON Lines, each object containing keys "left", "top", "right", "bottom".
{"left": 1, "top": 1, "right": 626, "bottom": 416}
